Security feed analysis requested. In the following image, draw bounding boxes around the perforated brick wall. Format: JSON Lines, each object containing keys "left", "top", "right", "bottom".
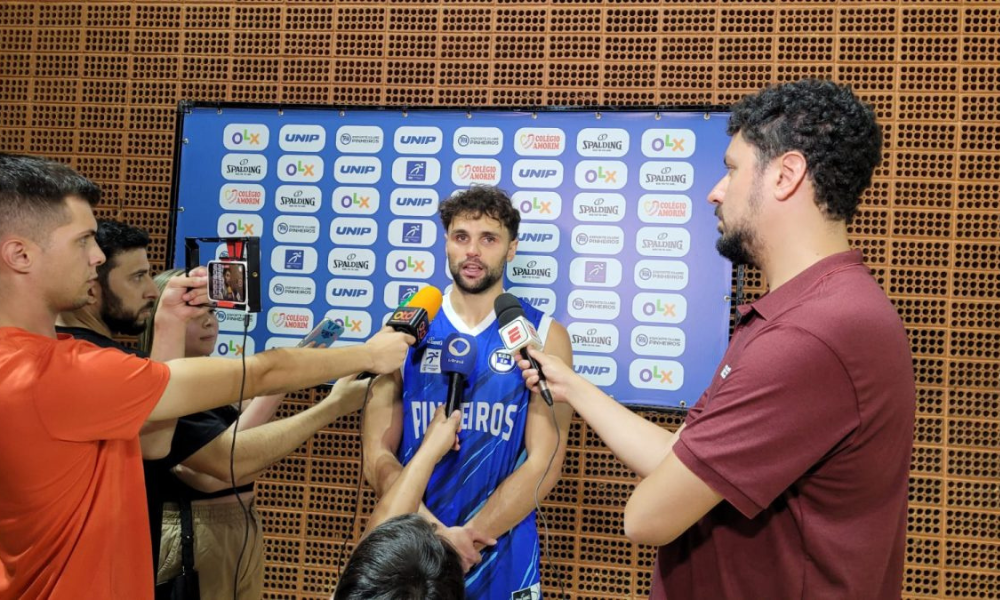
{"left": 1, "top": 2, "right": 996, "bottom": 598}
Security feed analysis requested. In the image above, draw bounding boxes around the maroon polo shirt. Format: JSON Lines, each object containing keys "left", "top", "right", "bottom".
{"left": 653, "top": 250, "right": 915, "bottom": 600}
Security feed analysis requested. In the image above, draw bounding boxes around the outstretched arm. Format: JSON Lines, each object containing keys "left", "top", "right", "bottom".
{"left": 147, "top": 326, "right": 413, "bottom": 421}
{"left": 519, "top": 345, "right": 681, "bottom": 478}
{"left": 179, "top": 374, "right": 372, "bottom": 484}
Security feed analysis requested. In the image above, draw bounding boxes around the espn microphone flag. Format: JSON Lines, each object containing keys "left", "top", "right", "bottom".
{"left": 494, "top": 293, "right": 554, "bottom": 405}
{"left": 441, "top": 333, "right": 477, "bottom": 416}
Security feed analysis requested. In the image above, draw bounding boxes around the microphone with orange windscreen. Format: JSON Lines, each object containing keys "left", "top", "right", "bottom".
{"left": 356, "top": 285, "right": 443, "bottom": 380}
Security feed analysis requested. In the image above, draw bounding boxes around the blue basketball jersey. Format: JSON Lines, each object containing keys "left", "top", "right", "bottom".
{"left": 399, "top": 293, "right": 550, "bottom": 600}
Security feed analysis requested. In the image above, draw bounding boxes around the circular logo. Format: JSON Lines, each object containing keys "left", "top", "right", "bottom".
{"left": 215, "top": 311, "right": 227, "bottom": 323}
{"left": 447, "top": 338, "right": 471, "bottom": 357}
{"left": 488, "top": 349, "right": 516, "bottom": 374}
{"left": 572, "top": 298, "right": 585, "bottom": 310}
{"left": 340, "top": 133, "right": 352, "bottom": 145}
{"left": 273, "top": 283, "right": 285, "bottom": 295}
{"left": 576, "top": 233, "right": 589, "bottom": 245}
{"left": 277, "top": 222, "right": 289, "bottom": 235}
{"left": 636, "top": 334, "right": 649, "bottom": 347}
{"left": 639, "top": 268, "right": 652, "bottom": 281}
{"left": 457, "top": 134, "right": 470, "bottom": 147}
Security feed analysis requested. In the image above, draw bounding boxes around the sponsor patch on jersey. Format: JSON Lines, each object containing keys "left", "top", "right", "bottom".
{"left": 420, "top": 347, "right": 442, "bottom": 374}
{"left": 511, "top": 584, "right": 540, "bottom": 600}
{"left": 488, "top": 348, "right": 516, "bottom": 374}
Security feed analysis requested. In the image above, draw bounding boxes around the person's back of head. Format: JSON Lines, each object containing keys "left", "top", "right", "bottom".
{"left": 334, "top": 514, "right": 465, "bottom": 600}
{"left": 0, "top": 153, "right": 102, "bottom": 244}
{"left": 726, "top": 79, "right": 882, "bottom": 223}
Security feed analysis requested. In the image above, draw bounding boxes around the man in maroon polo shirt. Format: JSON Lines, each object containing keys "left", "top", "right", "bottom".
{"left": 518, "top": 79, "right": 915, "bottom": 599}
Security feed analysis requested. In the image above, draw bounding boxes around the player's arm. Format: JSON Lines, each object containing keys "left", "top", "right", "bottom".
{"left": 520, "top": 345, "right": 681, "bottom": 478}
{"left": 146, "top": 327, "right": 412, "bottom": 421}
{"left": 179, "top": 373, "right": 372, "bottom": 483}
{"left": 360, "top": 370, "right": 486, "bottom": 569}
{"left": 234, "top": 393, "right": 285, "bottom": 431}
{"left": 464, "top": 321, "right": 573, "bottom": 542}
{"left": 359, "top": 374, "right": 445, "bottom": 527}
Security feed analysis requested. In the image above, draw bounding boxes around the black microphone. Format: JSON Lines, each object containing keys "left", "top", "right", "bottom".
{"left": 494, "top": 293, "right": 554, "bottom": 406}
{"left": 441, "top": 333, "right": 477, "bottom": 416}
{"left": 356, "top": 285, "right": 443, "bottom": 380}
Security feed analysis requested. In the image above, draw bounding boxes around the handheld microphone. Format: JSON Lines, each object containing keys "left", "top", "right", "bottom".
{"left": 494, "top": 293, "right": 554, "bottom": 406}
{"left": 357, "top": 285, "right": 443, "bottom": 380}
{"left": 441, "top": 333, "right": 477, "bottom": 416}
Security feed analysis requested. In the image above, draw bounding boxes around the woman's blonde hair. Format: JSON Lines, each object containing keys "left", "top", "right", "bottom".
{"left": 138, "top": 268, "right": 185, "bottom": 355}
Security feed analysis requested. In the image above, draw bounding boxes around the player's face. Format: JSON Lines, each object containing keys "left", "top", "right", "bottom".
{"left": 101, "top": 248, "right": 158, "bottom": 335}
{"left": 38, "top": 196, "right": 106, "bottom": 311}
{"left": 185, "top": 308, "right": 219, "bottom": 357}
{"left": 445, "top": 214, "right": 517, "bottom": 295}
{"left": 707, "top": 132, "right": 765, "bottom": 268}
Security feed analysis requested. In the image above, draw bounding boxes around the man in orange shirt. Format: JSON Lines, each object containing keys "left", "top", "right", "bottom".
{"left": 0, "top": 153, "right": 415, "bottom": 600}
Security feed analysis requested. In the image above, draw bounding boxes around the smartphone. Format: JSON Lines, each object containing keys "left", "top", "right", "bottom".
{"left": 206, "top": 259, "right": 249, "bottom": 307}
{"left": 298, "top": 318, "right": 345, "bottom": 348}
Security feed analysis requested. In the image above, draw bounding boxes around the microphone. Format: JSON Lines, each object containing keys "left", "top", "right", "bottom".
{"left": 441, "top": 333, "right": 477, "bottom": 416}
{"left": 494, "top": 293, "right": 554, "bottom": 406}
{"left": 357, "top": 285, "right": 443, "bottom": 380}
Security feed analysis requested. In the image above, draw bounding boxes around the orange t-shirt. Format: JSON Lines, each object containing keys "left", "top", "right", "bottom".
{"left": 0, "top": 328, "right": 170, "bottom": 600}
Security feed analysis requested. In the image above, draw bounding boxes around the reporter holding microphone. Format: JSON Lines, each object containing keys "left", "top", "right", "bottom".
{"left": 519, "top": 80, "right": 914, "bottom": 600}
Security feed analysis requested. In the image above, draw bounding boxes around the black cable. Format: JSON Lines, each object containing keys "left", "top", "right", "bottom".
{"left": 533, "top": 401, "right": 567, "bottom": 600}
{"left": 231, "top": 313, "right": 251, "bottom": 600}
{"left": 337, "top": 375, "right": 377, "bottom": 580}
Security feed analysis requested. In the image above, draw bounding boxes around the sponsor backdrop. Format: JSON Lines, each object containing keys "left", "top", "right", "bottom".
{"left": 173, "top": 106, "right": 732, "bottom": 409}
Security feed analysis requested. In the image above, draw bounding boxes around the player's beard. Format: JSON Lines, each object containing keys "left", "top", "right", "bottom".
{"left": 450, "top": 257, "right": 504, "bottom": 295}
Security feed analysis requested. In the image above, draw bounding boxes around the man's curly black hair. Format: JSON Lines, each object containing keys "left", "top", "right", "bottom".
{"left": 727, "top": 79, "right": 882, "bottom": 223}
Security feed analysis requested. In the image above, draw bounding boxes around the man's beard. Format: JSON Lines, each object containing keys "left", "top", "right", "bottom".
{"left": 449, "top": 259, "right": 504, "bottom": 295}
{"left": 715, "top": 227, "right": 760, "bottom": 268}
{"left": 102, "top": 289, "right": 152, "bottom": 336}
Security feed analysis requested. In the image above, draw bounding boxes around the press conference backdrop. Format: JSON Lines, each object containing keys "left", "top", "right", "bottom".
{"left": 171, "top": 105, "right": 732, "bottom": 409}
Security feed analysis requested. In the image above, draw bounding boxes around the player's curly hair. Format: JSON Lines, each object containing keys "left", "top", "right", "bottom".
{"left": 439, "top": 185, "right": 520, "bottom": 240}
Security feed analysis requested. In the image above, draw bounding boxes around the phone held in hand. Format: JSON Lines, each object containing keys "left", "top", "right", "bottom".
{"left": 298, "top": 318, "right": 345, "bottom": 348}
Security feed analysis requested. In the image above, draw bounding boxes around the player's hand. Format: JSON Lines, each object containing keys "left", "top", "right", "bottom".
{"left": 517, "top": 346, "right": 576, "bottom": 404}
{"left": 421, "top": 405, "right": 462, "bottom": 460}
{"left": 438, "top": 525, "right": 495, "bottom": 573}
{"left": 157, "top": 267, "right": 211, "bottom": 323}
{"left": 363, "top": 327, "right": 415, "bottom": 374}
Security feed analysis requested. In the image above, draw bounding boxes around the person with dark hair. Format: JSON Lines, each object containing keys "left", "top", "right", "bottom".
{"left": 141, "top": 269, "right": 375, "bottom": 600}
{"left": 363, "top": 185, "right": 573, "bottom": 599}
{"left": 336, "top": 407, "right": 470, "bottom": 600}
{"left": 55, "top": 220, "right": 212, "bottom": 579}
{"left": 519, "top": 79, "right": 915, "bottom": 599}
{"left": 0, "top": 153, "right": 415, "bottom": 600}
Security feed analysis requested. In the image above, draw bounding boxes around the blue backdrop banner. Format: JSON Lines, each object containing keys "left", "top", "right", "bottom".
{"left": 172, "top": 106, "right": 733, "bottom": 410}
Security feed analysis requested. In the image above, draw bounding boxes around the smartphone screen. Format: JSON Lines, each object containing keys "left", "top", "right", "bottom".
{"left": 207, "top": 260, "right": 248, "bottom": 307}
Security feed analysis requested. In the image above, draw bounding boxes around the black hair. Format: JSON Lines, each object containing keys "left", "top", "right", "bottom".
{"left": 0, "top": 153, "right": 102, "bottom": 242}
{"left": 95, "top": 219, "right": 151, "bottom": 288}
{"left": 334, "top": 514, "right": 465, "bottom": 600}
{"left": 439, "top": 185, "right": 520, "bottom": 240}
{"left": 727, "top": 79, "right": 882, "bottom": 223}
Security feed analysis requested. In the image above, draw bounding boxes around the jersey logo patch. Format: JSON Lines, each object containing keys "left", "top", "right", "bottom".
{"left": 511, "top": 584, "right": 540, "bottom": 600}
{"left": 720, "top": 364, "right": 731, "bottom": 379}
{"left": 420, "top": 348, "right": 441, "bottom": 374}
{"left": 488, "top": 348, "right": 516, "bottom": 374}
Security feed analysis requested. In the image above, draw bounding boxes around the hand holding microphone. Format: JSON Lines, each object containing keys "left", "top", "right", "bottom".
{"left": 357, "top": 285, "right": 443, "bottom": 379}
{"left": 494, "top": 293, "right": 555, "bottom": 406}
